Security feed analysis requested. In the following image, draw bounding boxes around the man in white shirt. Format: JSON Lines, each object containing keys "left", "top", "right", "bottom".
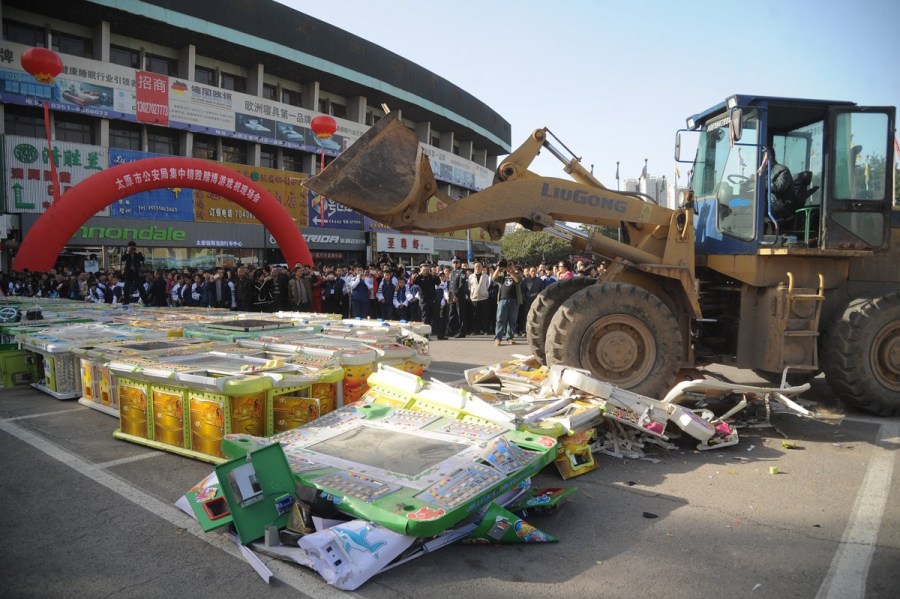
{"left": 467, "top": 261, "right": 491, "bottom": 334}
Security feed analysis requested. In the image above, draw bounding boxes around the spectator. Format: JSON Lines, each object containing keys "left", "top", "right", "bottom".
{"left": 251, "top": 269, "right": 274, "bottom": 312}
{"left": 122, "top": 241, "right": 148, "bottom": 304}
{"left": 209, "top": 268, "right": 232, "bottom": 309}
{"left": 492, "top": 261, "right": 523, "bottom": 346}
{"left": 288, "top": 266, "right": 313, "bottom": 311}
{"left": 468, "top": 261, "right": 491, "bottom": 334}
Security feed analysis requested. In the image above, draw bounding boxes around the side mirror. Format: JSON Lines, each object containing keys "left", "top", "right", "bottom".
{"left": 674, "top": 133, "right": 682, "bottom": 161}
{"left": 729, "top": 108, "right": 743, "bottom": 142}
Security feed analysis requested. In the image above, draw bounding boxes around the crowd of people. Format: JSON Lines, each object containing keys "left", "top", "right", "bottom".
{"left": 0, "top": 242, "right": 605, "bottom": 344}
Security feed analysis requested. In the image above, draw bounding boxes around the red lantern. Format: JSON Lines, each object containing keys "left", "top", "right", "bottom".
{"left": 310, "top": 115, "right": 337, "bottom": 139}
{"left": 21, "top": 47, "right": 63, "bottom": 84}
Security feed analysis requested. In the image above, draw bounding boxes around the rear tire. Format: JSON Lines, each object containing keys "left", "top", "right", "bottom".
{"left": 545, "top": 282, "right": 682, "bottom": 398}
{"left": 823, "top": 291, "right": 900, "bottom": 416}
{"left": 526, "top": 277, "right": 595, "bottom": 363}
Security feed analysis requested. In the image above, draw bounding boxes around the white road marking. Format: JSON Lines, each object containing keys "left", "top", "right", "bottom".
{"left": 3, "top": 407, "right": 85, "bottom": 421}
{"left": 816, "top": 422, "right": 898, "bottom": 599}
{"left": 0, "top": 418, "right": 362, "bottom": 599}
{"left": 94, "top": 452, "right": 164, "bottom": 469}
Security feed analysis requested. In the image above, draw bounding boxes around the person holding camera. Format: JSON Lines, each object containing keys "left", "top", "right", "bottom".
{"left": 122, "top": 241, "right": 148, "bottom": 304}
{"left": 492, "top": 259, "right": 523, "bottom": 346}
{"left": 210, "top": 267, "right": 232, "bottom": 309}
{"left": 289, "top": 265, "right": 313, "bottom": 312}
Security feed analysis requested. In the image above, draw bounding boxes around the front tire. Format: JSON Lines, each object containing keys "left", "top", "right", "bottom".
{"left": 526, "top": 277, "right": 595, "bottom": 363}
{"left": 545, "top": 282, "right": 682, "bottom": 398}
{"left": 823, "top": 291, "right": 900, "bottom": 416}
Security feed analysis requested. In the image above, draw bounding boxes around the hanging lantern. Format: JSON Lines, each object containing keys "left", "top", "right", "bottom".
{"left": 21, "top": 47, "right": 63, "bottom": 84}
{"left": 310, "top": 115, "right": 337, "bottom": 139}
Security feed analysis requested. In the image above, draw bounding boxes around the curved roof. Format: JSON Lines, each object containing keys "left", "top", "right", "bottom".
{"left": 18, "top": 0, "right": 511, "bottom": 153}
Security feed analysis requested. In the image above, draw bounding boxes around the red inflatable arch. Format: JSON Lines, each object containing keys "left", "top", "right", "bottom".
{"left": 13, "top": 157, "right": 313, "bottom": 272}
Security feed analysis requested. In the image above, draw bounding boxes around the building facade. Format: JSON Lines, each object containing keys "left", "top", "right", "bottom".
{"left": 0, "top": 0, "right": 506, "bottom": 272}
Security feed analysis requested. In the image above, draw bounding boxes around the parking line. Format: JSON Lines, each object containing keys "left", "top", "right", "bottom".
{"left": 4, "top": 407, "right": 85, "bottom": 421}
{"left": 0, "top": 418, "right": 361, "bottom": 599}
{"left": 94, "top": 452, "right": 164, "bottom": 469}
{"left": 816, "top": 422, "right": 898, "bottom": 599}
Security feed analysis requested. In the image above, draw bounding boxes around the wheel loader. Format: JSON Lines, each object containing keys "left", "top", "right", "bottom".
{"left": 306, "top": 95, "right": 899, "bottom": 416}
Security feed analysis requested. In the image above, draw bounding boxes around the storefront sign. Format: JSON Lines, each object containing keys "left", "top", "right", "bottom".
{"left": 19, "top": 214, "right": 267, "bottom": 248}
{"left": 374, "top": 232, "right": 433, "bottom": 254}
{"left": 3, "top": 136, "right": 109, "bottom": 215}
{"left": 76, "top": 224, "right": 186, "bottom": 241}
{"left": 195, "top": 163, "right": 307, "bottom": 225}
{"left": 135, "top": 71, "right": 169, "bottom": 125}
{"left": 306, "top": 190, "right": 364, "bottom": 229}
{"left": 268, "top": 229, "right": 365, "bottom": 250}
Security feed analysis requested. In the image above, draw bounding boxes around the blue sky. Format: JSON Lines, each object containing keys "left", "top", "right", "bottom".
{"left": 281, "top": 0, "right": 899, "bottom": 184}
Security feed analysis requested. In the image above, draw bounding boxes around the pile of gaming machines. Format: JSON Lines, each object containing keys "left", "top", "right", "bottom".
{"left": 175, "top": 354, "right": 833, "bottom": 590}
{"left": 0, "top": 298, "right": 836, "bottom": 590}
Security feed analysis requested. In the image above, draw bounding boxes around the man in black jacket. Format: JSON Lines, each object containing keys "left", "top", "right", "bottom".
{"left": 122, "top": 241, "right": 148, "bottom": 304}
{"left": 447, "top": 258, "right": 469, "bottom": 337}
{"left": 415, "top": 262, "right": 442, "bottom": 338}
{"left": 147, "top": 269, "right": 168, "bottom": 307}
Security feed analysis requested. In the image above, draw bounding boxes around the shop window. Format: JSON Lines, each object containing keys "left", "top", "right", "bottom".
{"left": 260, "top": 148, "right": 276, "bottom": 168}
{"left": 281, "top": 149, "right": 302, "bottom": 172}
{"left": 4, "top": 106, "right": 44, "bottom": 138}
{"left": 109, "top": 45, "right": 140, "bottom": 69}
{"left": 56, "top": 115, "right": 94, "bottom": 144}
{"left": 146, "top": 54, "right": 177, "bottom": 76}
{"left": 148, "top": 126, "right": 179, "bottom": 155}
{"left": 192, "top": 134, "right": 217, "bottom": 160}
{"left": 110, "top": 122, "right": 142, "bottom": 151}
{"left": 195, "top": 66, "right": 216, "bottom": 86}
{"left": 52, "top": 31, "right": 93, "bottom": 59}
{"left": 222, "top": 140, "right": 248, "bottom": 165}
{"left": 221, "top": 73, "right": 245, "bottom": 93}
{"left": 282, "top": 89, "right": 301, "bottom": 107}
{"left": 3, "top": 20, "right": 45, "bottom": 46}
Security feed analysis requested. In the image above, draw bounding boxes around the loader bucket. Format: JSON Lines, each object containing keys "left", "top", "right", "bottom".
{"left": 305, "top": 111, "right": 435, "bottom": 224}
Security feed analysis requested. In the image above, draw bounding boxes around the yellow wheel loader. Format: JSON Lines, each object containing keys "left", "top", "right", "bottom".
{"left": 307, "top": 96, "right": 899, "bottom": 416}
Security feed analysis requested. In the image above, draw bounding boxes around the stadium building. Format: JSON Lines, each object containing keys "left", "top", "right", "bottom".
{"left": 0, "top": 0, "right": 509, "bottom": 271}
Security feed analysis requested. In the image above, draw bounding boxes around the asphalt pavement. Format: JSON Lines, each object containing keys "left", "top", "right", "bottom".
{"left": 0, "top": 335, "right": 897, "bottom": 599}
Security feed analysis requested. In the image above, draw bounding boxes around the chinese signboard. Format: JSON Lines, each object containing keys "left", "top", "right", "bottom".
{"left": 108, "top": 148, "right": 195, "bottom": 221}
{"left": 3, "top": 136, "right": 109, "bottom": 214}
{"left": 135, "top": 71, "right": 169, "bottom": 126}
{"left": 306, "top": 190, "right": 364, "bottom": 229}
{"left": 0, "top": 41, "right": 493, "bottom": 194}
{"left": 194, "top": 163, "right": 308, "bottom": 225}
{"left": 373, "top": 232, "right": 433, "bottom": 254}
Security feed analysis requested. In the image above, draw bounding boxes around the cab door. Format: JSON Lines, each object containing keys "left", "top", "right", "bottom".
{"left": 824, "top": 107, "right": 895, "bottom": 250}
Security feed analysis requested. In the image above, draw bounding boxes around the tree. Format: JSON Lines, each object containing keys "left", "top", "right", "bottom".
{"left": 499, "top": 228, "right": 570, "bottom": 265}
{"left": 578, "top": 223, "right": 620, "bottom": 241}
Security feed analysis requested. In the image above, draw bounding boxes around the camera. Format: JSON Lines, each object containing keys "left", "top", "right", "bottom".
{"left": 497, "top": 259, "right": 508, "bottom": 268}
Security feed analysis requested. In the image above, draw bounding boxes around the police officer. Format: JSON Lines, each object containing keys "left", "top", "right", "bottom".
{"left": 415, "top": 262, "right": 442, "bottom": 338}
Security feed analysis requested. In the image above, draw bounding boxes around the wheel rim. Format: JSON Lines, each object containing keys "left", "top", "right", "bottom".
{"left": 871, "top": 320, "right": 900, "bottom": 392}
{"left": 579, "top": 314, "right": 655, "bottom": 387}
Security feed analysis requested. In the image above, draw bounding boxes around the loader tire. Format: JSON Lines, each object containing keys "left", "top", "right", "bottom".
{"left": 822, "top": 291, "right": 900, "bottom": 416}
{"left": 526, "top": 277, "right": 595, "bottom": 364}
{"left": 545, "top": 282, "right": 681, "bottom": 398}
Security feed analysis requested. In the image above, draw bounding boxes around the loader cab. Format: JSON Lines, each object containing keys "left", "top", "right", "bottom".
{"left": 680, "top": 95, "right": 895, "bottom": 255}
